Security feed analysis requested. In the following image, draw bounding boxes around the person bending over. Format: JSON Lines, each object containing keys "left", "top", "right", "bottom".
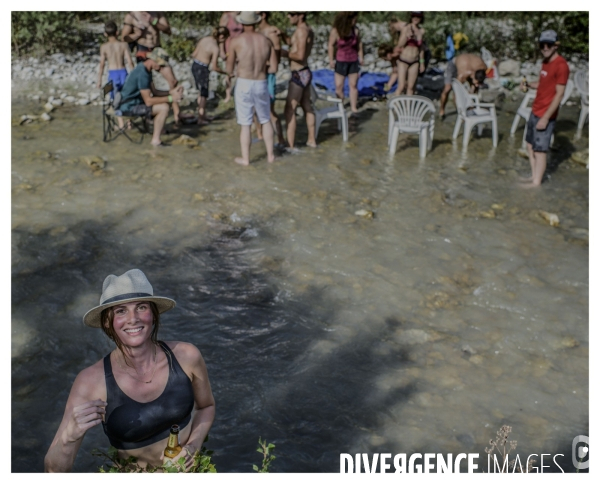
{"left": 439, "top": 53, "right": 487, "bottom": 119}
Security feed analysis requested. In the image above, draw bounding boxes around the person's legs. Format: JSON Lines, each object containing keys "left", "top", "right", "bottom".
{"left": 197, "top": 95, "right": 210, "bottom": 125}
{"left": 348, "top": 72, "right": 359, "bottom": 113}
{"left": 395, "top": 60, "right": 408, "bottom": 96}
{"left": 300, "top": 85, "right": 316, "bottom": 147}
{"left": 334, "top": 72, "right": 346, "bottom": 102}
{"left": 261, "top": 121, "right": 275, "bottom": 162}
{"left": 285, "top": 81, "right": 304, "bottom": 148}
{"left": 151, "top": 103, "right": 169, "bottom": 146}
{"left": 236, "top": 124, "right": 252, "bottom": 165}
{"left": 406, "top": 63, "right": 419, "bottom": 95}
{"left": 254, "top": 114, "right": 263, "bottom": 140}
{"left": 386, "top": 65, "right": 398, "bottom": 92}
{"left": 271, "top": 103, "right": 285, "bottom": 145}
{"left": 439, "top": 83, "right": 452, "bottom": 117}
{"left": 160, "top": 65, "right": 181, "bottom": 123}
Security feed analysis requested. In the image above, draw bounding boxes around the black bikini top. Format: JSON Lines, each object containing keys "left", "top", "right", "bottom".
{"left": 102, "top": 341, "right": 195, "bottom": 450}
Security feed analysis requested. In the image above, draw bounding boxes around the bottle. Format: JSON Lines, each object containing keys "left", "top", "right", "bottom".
{"left": 521, "top": 76, "right": 529, "bottom": 93}
{"left": 164, "top": 424, "right": 182, "bottom": 459}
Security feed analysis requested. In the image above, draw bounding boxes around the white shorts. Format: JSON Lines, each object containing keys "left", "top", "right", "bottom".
{"left": 235, "top": 78, "right": 271, "bottom": 126}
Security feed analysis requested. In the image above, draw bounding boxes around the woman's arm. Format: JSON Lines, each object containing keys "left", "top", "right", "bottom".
{"left": 357, "top": 28, "right": 364, "bottom": 65}
{"left": 44, "top": 365, "right": 106, "bottom": 472}
{"left": 328, "top": 28, "right": 338, "bottom": 69}
{"left": 168, "top": 343, "right": 215, "bottom": 470}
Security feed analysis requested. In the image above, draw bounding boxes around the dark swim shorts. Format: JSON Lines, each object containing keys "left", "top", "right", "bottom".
{"left": 525, "top": 113, "right": 556, "bottom": 152}
{"left": 192, "top": 60, "right": 210, "bottom": 98}
{"left": 335, "top": 60, "right": 360, "bottom": 77}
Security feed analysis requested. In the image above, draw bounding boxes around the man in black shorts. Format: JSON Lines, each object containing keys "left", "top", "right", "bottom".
{"left": 191, "top": 26, "right": 230, "bottom": 124}
{"left": 118, "top": 48, "right": 183, "bottom": 146}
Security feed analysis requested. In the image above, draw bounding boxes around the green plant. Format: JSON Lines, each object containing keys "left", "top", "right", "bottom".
{"left": 93, "top": 441, "right": 216, "bottom": 473}
{"left": 253, "top": 437, "right": 276, "bottom": 473}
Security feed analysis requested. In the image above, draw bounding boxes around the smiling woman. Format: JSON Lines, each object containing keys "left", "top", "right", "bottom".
{"left": 44, "top": 269, "right": 215, "bottom": 472}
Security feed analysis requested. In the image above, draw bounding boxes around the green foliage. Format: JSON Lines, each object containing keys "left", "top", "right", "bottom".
{"left": 11, "top": 11, "right": 589, "bottom": 62}
{"left": 92, "top": 443, "right": 216, "bottom": 473}
{"left": 11, "top": 12, "right": 81, "bottom": 57}
{"left": 253, "top": 437, "right": 276, "bottom": 473}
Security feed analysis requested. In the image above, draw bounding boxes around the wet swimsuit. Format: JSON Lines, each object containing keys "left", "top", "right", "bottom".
{"left": 291, "top": 66, "right": 312, "bottom": 88}
{"left": 102, "top": 341, "right": 195, "bottom": 450}
{"left": 192, "top": 59, "right": 210, "bottom": 98}
{"left": 108, "top": 69, "right": 128, "bottom": 100}
{"left": 398, "top": 57, "right": 419, "bottom": 67}
{"left": 399, "top": 35, "right": 423, "bottom": 66}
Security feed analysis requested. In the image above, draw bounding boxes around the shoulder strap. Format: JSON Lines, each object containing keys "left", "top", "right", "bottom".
{"left": 103, "top": 353, "right": 113, "bottom": 378}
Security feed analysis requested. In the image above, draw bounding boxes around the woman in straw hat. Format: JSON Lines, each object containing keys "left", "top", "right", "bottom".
{"left": 44, "top": 269, "right": 215, "bottom": 472}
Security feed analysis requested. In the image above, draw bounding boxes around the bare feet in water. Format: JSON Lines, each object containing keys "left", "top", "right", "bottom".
{"left": 306, "top": 141, "right": 317, "bottom": 148}
{"left": 234, "top": 157, "right": 250, "bottom": 166}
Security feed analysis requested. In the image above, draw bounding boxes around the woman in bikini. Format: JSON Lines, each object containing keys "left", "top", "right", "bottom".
{"left": 328, "top": 12, "right": 363, "bottom": 114}
{"left": 44, "top": 269, "right": 215, "bottom": 472}
{"left": 394, "top": 11, "right": 425, "bottom": 97}
{"left": 219, "top": 11, "right": 243, "bottom": 103}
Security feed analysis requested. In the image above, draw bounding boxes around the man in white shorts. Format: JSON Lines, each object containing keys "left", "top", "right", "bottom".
{"left": 226, "top": 11, "right": 278, "bottom": 165}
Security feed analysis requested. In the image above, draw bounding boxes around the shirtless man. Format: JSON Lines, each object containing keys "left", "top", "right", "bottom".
{"left": 226, "top": 12, "right": 278, "bottom": 165}
{"left": 281, "top": 12, "right": 316, "bottom": 149}
{"left": 191, "top": 26, "right": 230, "bottom": 125}
{"left": 122, "top": 12, "right": 182, "bottom": 124}
{"left": 255, "top": 11, "right": 286, "bottom": 147}
{"left": 439, "top": 53, "right": 487, "bottom": 119}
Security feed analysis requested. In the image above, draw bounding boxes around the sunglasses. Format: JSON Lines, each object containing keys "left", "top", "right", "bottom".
{"left": 539, "top": 42, "right": 556, "bottom": 50}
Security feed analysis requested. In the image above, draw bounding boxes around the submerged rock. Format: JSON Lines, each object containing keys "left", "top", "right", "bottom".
{"left": 569, "top": 149, "right": 589, "bottom": 168}
{"left": 538, "top": 210, "right": 560, "bottom": 227}
{"left": 40, "top": 112, "right": 52, "bottom": 121}
{"left": 355, "top": 209, "right": 374, "bottom": 219}
{"left": 172, "top": 134, "right": 198, "bottom": 146}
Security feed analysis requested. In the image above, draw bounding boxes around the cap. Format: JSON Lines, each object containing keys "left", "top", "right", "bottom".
{"left": 539, "top": 30, "right": 558, "bottom": 44}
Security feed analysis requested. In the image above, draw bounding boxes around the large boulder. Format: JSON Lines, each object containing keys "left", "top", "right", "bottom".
{"left": 498, "top": 59, "right": 521, "bottom": 77}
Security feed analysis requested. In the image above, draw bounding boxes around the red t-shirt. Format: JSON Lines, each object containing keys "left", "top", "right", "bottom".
{"left": 532, "top": 54, "right": 570, "bottom": 119}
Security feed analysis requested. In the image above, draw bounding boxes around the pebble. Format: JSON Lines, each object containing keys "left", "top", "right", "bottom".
{"left": 40, "top": 112, "right": 52, "bottom": 121}
{"left": 44, "top": 103, "right": 54, "bottom": 112}
{"left": 538, "top": 210, "right": 560, "bottom": 227}
{"left": 51, "top": 99, "right": 63, "bottom": 107}
{"left": 355, "top": 209, "right": 374, "bottom": 219}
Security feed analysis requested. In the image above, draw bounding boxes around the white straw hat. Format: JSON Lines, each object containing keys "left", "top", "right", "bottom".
{"left": 236, "top": 11, "right": 261, "bottom": 25}
{"left": 83, "top": 269, "right": 176, "bottom": 328}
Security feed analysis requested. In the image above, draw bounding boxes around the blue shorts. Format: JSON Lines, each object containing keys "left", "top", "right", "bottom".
{"left": 108, "top": 69, "right": 128, "bottom": 100}
{"left": 267, "top": 73, "right": 276, "bottom": 103}
{"left": 525, "top": 113, "right": 556, "bottom": 152}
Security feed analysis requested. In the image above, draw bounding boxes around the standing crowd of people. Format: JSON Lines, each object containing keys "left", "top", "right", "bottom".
{"left": 97, "top": 11, "right": 572, "bottom": 187}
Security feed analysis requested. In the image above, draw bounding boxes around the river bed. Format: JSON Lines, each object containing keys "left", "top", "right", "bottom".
{"left": 11, "top": 94, "right": 588, "bottom": 472}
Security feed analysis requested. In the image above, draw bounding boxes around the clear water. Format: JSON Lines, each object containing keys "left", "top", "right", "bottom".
{"left": 11, "top": 95, "right": 588, "bottom": 472}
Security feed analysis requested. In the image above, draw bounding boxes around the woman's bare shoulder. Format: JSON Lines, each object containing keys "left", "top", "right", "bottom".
{"left": 71, "top": 358, "right": 107, "bottom": 400}
{"left": 164, "top": 341, "right": 202, "bottom": 358}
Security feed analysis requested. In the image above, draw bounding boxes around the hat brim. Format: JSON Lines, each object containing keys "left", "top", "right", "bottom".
{"left": 236, "top": 14, "right": 261, "bottom": 25}
{"left": 83, "top": 296, "right": 176, "bottom": 328}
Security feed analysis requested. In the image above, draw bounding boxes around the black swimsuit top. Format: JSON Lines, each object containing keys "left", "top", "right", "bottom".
{"left": 102, "top": 341, "right": 195, "bottom": 450}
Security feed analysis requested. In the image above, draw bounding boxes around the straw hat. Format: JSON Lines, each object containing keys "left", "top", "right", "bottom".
{"left": 236, "top": 11, "right": 261, "bottom": 25}
{"left": 83, "top": 269, "right": 176, "bottom": 328}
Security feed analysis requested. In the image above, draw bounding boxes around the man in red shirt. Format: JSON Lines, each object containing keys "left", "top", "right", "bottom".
{"left": 520, "top": 30, "right": 570, "bottom": 188}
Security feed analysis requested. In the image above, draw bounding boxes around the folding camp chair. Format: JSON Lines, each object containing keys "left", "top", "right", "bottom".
{"left": 101, "top": 81, "right": 148, "bottom": 143}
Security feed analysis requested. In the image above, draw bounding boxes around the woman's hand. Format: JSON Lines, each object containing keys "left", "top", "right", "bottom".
{"left": 164, "top": 444, "right": 198, "bottom": 471}
{"left": 65, "top": 399, "right": 106, "bottom": 443}
{"left": 329, "top": 59, "right": 335, "bottom": 69}
{"left": 419, "top": 63, "right": 425, "bottom": 74}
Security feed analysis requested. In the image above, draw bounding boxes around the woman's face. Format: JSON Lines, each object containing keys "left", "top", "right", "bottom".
{"left": 411, "top": 16, "right": 422, "bottom": 25}
{"left": 109, "top": 301, "right": 154, "bottom": 346}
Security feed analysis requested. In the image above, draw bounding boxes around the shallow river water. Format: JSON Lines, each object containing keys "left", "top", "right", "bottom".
{"left": 11, "top": 93, "right": 588, "bottom": 472}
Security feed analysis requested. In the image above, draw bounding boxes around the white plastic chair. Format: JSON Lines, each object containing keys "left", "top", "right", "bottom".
{"left": 510, "top": 79, "right": 574, "bottom": 146}
{"left": 310, "top": 84, "right": 349, "bottom": 142}
{"left": 387, "top": 95, "right": 435, "bottom": 158}
{"left": 451, "top": 79, "right": 498, "bottom": 149}
{"left": 574, "top": 69, "right": 588, "bottom": 133}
